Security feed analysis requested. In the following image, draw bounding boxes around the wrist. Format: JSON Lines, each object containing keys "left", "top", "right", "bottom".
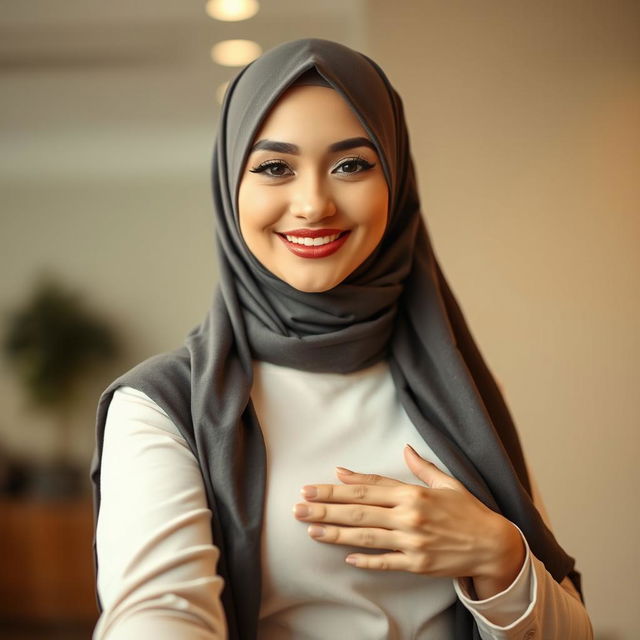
{"left": 471, "top": 516, "right": 526, "bottom": 600}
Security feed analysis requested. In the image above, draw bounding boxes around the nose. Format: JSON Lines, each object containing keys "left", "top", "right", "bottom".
{"left": 289, "top": 175, "right": 337, "bottom": 222}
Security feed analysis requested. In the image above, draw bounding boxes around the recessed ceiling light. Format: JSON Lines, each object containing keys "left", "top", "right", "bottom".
{"left": 211, "top": 39, "right": 262, "bottom": 66}
{"left": 205, "top": 0, "right": 259, "bottom": 22}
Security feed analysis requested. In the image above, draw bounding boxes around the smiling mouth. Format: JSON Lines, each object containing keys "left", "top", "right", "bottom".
{"left": 283, "top": 232, "right": 342, "bottom": 246}
{"left": 277, "top": 229, "right": 351, "bottom": 258}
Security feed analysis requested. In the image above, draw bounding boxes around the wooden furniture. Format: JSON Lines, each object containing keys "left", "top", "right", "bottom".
{"left": 0, "top": 498, "right": 98, "bottom": 627}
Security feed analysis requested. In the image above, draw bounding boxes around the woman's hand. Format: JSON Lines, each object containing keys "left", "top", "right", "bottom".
{"left": 293, "top": 444, "right": 526, "bottom": 599}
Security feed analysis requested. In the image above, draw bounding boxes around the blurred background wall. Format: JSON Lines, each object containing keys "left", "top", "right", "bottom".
{"left": 0, "top": 1, "right": 637, "bottom": 638}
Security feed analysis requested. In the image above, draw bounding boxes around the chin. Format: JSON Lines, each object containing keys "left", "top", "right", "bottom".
{"left": 284, "top": 275, "right": 342, "bottom": 293}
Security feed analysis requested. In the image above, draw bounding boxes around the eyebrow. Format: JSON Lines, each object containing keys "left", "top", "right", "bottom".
{"left": 250, "top": 136, "right": 376, "bottom": 154}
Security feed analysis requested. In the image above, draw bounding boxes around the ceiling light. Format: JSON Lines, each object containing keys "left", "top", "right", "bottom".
{"left": 205, "top": 0, "right": 259, "bottom": 22}
{"left": 211, "top": 39, "right": 262, "bottom": 66}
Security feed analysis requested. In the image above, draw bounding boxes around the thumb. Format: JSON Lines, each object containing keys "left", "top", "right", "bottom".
{"left": 404, "top": 444, "right": 461, "bottom": 490}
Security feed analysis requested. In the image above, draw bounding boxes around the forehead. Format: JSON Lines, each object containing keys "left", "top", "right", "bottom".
{"left": 252, "top": 85, "right": 370, "bottom": 143}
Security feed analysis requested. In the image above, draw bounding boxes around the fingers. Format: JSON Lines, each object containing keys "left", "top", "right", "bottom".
{"left": 345, "top": 552, "right": 409, "bottom": 572}
{"left": 301, "top": 482, "right": 400, "bottom": 507}
{"left": 305, "top": 522, "right": 403, "bottom": 555}
{"left": 335, "top": 467, "right": 404, "bottom": 488}
{"left": 403, "top": 444, "right": 463, "bottom": 491}
{"left": 293, "top": 501, "right": 393, "bottom": 528}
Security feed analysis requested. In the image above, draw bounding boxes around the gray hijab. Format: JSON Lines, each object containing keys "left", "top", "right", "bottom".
{"left": 91, "top": 38, "right": 581, "bottom": 639}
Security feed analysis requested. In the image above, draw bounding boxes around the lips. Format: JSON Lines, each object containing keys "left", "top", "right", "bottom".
{"left": 277, "top": 228, "right": 350, "bottom": 259}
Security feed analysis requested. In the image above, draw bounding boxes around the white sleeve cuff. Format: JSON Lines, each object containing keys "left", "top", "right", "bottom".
{"left": 453, "top": 523, "right": 537, "bottom": 632}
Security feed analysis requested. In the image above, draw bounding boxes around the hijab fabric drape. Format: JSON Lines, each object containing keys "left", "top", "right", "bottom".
{"left": 91, "top": 38, "right": 581, "bottom": 639}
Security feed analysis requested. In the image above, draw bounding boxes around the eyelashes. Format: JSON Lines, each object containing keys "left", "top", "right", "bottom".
{"left": 335, "top": 157, "right": 376, "bottom": 175}
{"left": 248, "top": 156, "right": 376, "bottom": 178}
{"left": 248, "top": 160, "right": 292, "bottom": 178}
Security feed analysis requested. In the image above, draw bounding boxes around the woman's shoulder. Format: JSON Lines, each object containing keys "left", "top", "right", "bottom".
{"left": 107, "top": 385, "right": 182, "bottom": 438}
{"left": 97, "top": 344, "right": 193, "bottom": 441}
{"left": 113, "top": 346, "right": 192, "bottom": 392}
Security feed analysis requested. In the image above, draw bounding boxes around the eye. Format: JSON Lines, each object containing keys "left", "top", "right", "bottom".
{"left": 248, "top": 160, "right": 294, "bottom": 178}
{"left": 333, "top": 156, "right": 376, "bottom": 175}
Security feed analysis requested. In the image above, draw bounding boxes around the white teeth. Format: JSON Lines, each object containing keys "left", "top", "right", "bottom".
{"left": 284, "top": 233, "right": 340, "bottom": 246}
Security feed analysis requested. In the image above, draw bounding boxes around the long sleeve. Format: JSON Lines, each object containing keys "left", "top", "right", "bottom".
{"left": 94, "top": 386, "right": 228, "bottom": 640}
{"left": 453, "top": 464, "right": 593, "bottom": 639}
{"left": 93, "top": 372, "right": 593, "bottom": 639}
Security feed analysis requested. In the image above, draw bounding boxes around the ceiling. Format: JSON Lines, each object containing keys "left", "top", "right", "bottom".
{"left": 0, "top": 0, "right": 368, "bottom": 180}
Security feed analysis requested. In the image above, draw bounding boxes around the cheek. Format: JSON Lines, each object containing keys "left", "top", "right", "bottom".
{"left": 339, "top": 179, "right": 386, "bottom": 218}
{"left": 358, "top": 181, "right": 389, "bottom": 239}
{"left": 238, "top": 183, "right": 280, "bottom": 241}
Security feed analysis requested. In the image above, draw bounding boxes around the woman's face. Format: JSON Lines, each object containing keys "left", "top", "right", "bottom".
{"left": 237, "top": 84, "right": 389, "bottom": 293}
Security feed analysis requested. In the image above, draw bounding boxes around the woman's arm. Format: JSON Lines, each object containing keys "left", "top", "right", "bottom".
{"left": 295, "top": 446, "right": 593, "bottom": 639}
{"left": 453, "top": 459, "right": 593, "bottom": 639}
{"left": 94, "top": 386, "right": 227, "bottom": 640}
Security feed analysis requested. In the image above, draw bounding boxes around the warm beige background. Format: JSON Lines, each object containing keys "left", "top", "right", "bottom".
{"left": 366, "top": 3, "right": 640, "bottom": 638}
{"left": 0, "top": 1, "right": 638, "bottom": 638}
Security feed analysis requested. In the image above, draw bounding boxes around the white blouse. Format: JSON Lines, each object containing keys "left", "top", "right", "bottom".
{"left": 94, "top": 360, "right": 592, "bottom": 639}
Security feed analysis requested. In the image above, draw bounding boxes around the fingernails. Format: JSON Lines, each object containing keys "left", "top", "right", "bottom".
{"left": 301, "top": 486, "right": 317, "bottom": 499}
{"left": 345, "top": 555, "right": 357, "bottom": 565}
{"left": 336, "top": 466, "right": 354, "bottom": 475}
{"left": 293, "top": 504, "right": 310, "bottom": 517}
{"left": 308, "top": 525, "right": 325, "bottom": 538}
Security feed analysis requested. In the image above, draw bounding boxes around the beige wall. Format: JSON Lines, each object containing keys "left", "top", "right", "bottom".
{"left": 365, "top": 2, "right": 639, "bottom": 638}
{"left": 0, "top": 174, "right": 217, "bottom": 462}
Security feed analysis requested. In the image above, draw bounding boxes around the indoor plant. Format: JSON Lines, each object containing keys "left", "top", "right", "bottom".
{"left": 1, "top": 275, "right": 118, "bottom": 498}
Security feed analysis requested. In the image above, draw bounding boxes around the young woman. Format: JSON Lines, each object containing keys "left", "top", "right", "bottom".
{"left": 91, "top": 39, "right": 593, "bottom": 639}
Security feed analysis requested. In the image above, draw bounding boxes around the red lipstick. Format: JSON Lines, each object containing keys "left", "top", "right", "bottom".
{"left": 278, "top": 228, "right": 350, "bottom": 259}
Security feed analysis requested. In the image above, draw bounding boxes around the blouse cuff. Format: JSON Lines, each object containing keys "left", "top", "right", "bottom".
{"left": 453, "top": 524, "right": 537, "bottom": 631}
